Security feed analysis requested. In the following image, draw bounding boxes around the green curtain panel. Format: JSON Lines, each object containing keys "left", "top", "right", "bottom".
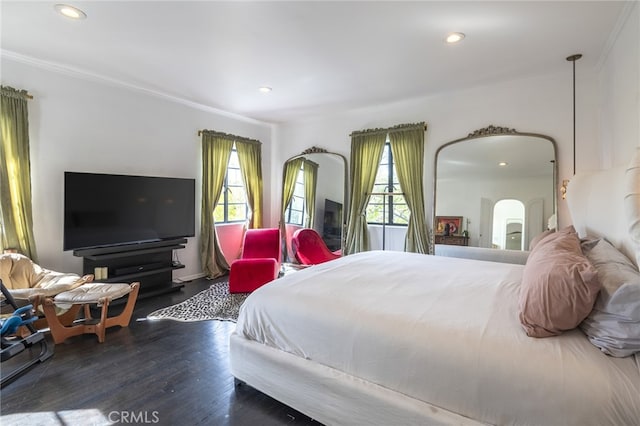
{"left": 389, "top": 125, "right": 432, "bottom": 254}
{"left": 236, "top": 140, "right": 263, "bottom": 229}
{"left": 281, "top": 157, "right": 304, "bottom": 219}
{"left": 303, "top": 159, "right": 318, "bottom": 229}
{"left": 344, "top": 132, "right": 386, "bottom": 255}
{"left": 0, "top": 86, "right": 37, "bottom": 260}
{"left": 200, "top": 133, "right": 233, "bottom": 278}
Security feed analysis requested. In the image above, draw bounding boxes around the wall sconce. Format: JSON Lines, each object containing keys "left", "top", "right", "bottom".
{"left": 561, "top": 179, "right": 569, "bottom": 200}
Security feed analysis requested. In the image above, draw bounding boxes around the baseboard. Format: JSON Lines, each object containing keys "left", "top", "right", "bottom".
{"left": 174, "top": 272, "right": 207, "bottom": 283}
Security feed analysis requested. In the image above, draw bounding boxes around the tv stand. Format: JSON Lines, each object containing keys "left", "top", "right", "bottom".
{"left": 73, "top": 239, "right": 187, "bottom": 298}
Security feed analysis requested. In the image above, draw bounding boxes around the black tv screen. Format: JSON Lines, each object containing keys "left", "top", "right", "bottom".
{"left": 64, "top": 172, "right": 195, "bottom": 251}
{"left": 323, "top": 199, "right": 343, "bottom": 237}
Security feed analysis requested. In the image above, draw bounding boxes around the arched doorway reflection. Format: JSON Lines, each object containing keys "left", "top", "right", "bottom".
{"left": 492, "top": 199, "right": 525, "bottom": 250}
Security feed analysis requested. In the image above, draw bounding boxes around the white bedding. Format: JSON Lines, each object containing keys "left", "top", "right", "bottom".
{"left": 235, "top": 250, "right": 640, "bottom": 425}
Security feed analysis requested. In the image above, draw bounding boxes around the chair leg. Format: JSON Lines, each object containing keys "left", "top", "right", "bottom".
{"left": 103, "top": 282, "right": 139, "bottom": 329}
{"left": 42, "top": 298, "right": 86, "bottom": 344}
{"left": 95, "top": 298, "right": 110, "bottom": 343}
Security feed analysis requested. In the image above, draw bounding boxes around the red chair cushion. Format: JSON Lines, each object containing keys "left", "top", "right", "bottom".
{"left": 292, "top": 228, "right": 341, "bottom": 265}
{"left": 241, "top": 228, "right": 281, "bottom": 262}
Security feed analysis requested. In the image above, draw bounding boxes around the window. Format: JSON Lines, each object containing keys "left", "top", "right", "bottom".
{"left": 366, "top": 142, "right": 410, "bottom": 225}
{"left": 214, "top": 144, "right": 249, "bottom": 223}
{"left": 284, "top": 165, "right": 305, "bottom": 226}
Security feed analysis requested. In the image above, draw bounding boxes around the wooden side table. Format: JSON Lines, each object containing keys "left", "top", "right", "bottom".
{"left": 434, "top": 235, "right": 469, "bottom": 246}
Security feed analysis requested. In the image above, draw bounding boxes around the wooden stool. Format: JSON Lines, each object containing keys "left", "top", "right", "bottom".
{"left": 42, "top": 282, "right": 140, "bottom": 344}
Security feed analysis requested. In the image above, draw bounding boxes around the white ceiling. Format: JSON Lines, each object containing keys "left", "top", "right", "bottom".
{"left": 0, "top": 1, "right": 629, "bottom": 123}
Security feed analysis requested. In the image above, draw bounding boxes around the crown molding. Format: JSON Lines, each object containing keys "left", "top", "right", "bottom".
{"left": 595, "top": 1, "right": 638, "bottom": 72}
{"left": 0, "top": 49, "right": 272, "bottom": 127}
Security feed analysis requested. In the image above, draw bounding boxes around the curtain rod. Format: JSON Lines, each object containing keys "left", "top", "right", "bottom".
{"left": 0, "top": 88, "right": 33, "bottom": 100}
{"left": 349, "top": 122, "right": 427, "bottom": 137}
{"left": 197, "top": 129, "right": 260, "bottom": 144}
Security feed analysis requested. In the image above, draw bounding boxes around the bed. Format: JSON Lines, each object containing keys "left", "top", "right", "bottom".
{"left": 230, "top": 150, "right": 640, "bottom": 425}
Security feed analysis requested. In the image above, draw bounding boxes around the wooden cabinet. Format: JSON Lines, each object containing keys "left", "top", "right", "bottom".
{"left": 434, "top": 235, "right": 469, "bottom": 246}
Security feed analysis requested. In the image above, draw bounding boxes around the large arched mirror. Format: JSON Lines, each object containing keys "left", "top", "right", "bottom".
{"left": 280, "top": 147, "right": 348, "bottom": 262}
{"left": 434, "top": 126, "right": 557, "bottom": 251}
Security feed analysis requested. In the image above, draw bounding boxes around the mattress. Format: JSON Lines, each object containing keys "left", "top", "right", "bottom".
{"left": 234, "top": 250, "right": 640, "bottom": 425}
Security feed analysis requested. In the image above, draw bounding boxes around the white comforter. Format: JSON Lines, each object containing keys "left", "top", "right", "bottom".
{"left": 235, "top": 251, "right": 640, "bottom": 425}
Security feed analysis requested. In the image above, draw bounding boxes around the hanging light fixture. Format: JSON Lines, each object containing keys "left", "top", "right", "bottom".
{"left": 562, "top": 53, "right": 582, "bottom": 199}
{"left": 567, "top": 53, "right": 582, "bottom": 175}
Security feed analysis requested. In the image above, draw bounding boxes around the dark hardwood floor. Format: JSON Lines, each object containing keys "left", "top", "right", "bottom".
{"left": 1, "top": 277, "right": 318, "bottom": 425}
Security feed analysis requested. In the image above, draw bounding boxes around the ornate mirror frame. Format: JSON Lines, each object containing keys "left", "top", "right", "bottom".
{"left": 434, "top": 125, "right": 558, "bottom": 251}
{"left": 280, "top": 146, "right": 349, "bottom": 263}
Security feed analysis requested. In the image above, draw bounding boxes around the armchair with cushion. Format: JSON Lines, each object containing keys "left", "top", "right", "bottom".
{"left": 1, "top": 253, "right": 139, "bottom": 344}
{"left": 0, "top": 253, "right": 93, "bottom": 327}
{"left": 228, "top": 228, "right": 281, "bottom": 293}
{"left": 291, "top": 228, "right": 341, "bottom": 265}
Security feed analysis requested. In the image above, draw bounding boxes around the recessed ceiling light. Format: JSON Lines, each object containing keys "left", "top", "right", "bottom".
{"left": 499, "top": 162, "right": 508, "bottom": 167}
{"left": 445, "top": 32, "right": 465, "bottom": 44}
{"left": 54, "top": 4, "right": 87, "bottom": 20}
{"left": 258, "top": 86, "right": 272, "bottom": 93}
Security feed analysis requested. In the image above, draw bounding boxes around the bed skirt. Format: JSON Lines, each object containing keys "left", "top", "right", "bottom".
{"left": 229, "top": 333, "right": 483, "bottom": 426}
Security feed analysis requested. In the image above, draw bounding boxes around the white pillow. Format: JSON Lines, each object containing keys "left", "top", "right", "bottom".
{"left": 579, "top": 238, "right": 640, "bottom": 357}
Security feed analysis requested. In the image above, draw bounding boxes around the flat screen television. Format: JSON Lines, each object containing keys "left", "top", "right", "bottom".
{"left": 64, "top": 172, "right": 195, "bottom": 251}
{"left": 322, "top": 199, "right": 343, "bottom": 251}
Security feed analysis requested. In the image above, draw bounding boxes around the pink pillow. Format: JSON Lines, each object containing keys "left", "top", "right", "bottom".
{"left": 518, "top": 226, "right": 601, "bottom": 338}
{"left": 528, "top": 229, "right": 554, "bottom": 251}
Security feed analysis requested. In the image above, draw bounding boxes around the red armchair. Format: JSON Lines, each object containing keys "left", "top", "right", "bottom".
{"left": 291, "top": 228, "right": 341, "bottom": 265}
{"left": 228, "top": 228, "right": 281, "bottom": 293}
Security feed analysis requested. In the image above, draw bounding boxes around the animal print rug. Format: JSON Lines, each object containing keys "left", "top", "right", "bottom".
{"left": 146, "top": 281, "right": 248, "bottom": 322}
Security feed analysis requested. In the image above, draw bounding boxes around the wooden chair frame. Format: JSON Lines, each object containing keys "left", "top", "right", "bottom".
{"left": 42, "top": 282, "right": 140, "bottom": 344}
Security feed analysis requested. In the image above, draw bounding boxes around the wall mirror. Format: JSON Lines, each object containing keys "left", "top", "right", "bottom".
{"left": 434, "top": 126, "right": 557, "bottom": 251}
{"left": 280, "top": 147, "right": 348, "bottom": 262}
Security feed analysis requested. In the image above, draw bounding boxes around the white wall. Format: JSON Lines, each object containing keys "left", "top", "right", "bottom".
{"left": 1, "top": 58, "right": 272, "bottom": 278}
{"left": 597, "top": 1, "right": 640, "bottom": 165}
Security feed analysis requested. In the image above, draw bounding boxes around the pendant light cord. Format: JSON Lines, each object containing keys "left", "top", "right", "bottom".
{"left": 567, "top": 54, "right": 582, "bottom": 176}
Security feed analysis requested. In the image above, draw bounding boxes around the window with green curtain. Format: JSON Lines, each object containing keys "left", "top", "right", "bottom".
{"left": 0, "top": 86, "right": 37, "bottom": 260}
{"left": 344, "top": 132, "right": 386, "bottom": 255}
{"left": 284, "top": 164, "right": 305, "bottom": 226}
{"left": 302, "top": 159, "right": 318, "bottom": 229}
{"left": 346, "top": 122, "right": 431, "bottom": 255}
{"left": 388, "top": 124, "right": 431, "bottom": 254}
{"left": 366, "top": 142, "right": 410, "bottom": 226}
{"left": 200, "top": 132, "right": 233, "bottom": 278}
{"left": 235, "top": 139, "right": 263, "bottom": 229}
{"left": 214, "top": 143, "right": 249, "bottom": 223}
{"left": 281, "top": 157, "right": 305, "bottom": 224}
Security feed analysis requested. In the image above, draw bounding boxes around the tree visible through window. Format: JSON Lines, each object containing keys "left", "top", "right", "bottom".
{"left": 214, "top": 144, "right": 248, "bottom": 223}
{"left": 366, "top": 143, "right": 409, "bottom": 225}
{"left": 284, "top": 165, "right": 305, "bottom": 226}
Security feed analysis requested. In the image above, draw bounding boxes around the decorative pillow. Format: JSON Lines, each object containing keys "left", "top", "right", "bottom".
{"left": 518, "top": 226, "right": 601, "bottom": 338}
{"left": 528, "top": 229, "right": 554, "bottom": 251}
{"left": 579, "top": 238, "right": 640, "bottom": 357}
